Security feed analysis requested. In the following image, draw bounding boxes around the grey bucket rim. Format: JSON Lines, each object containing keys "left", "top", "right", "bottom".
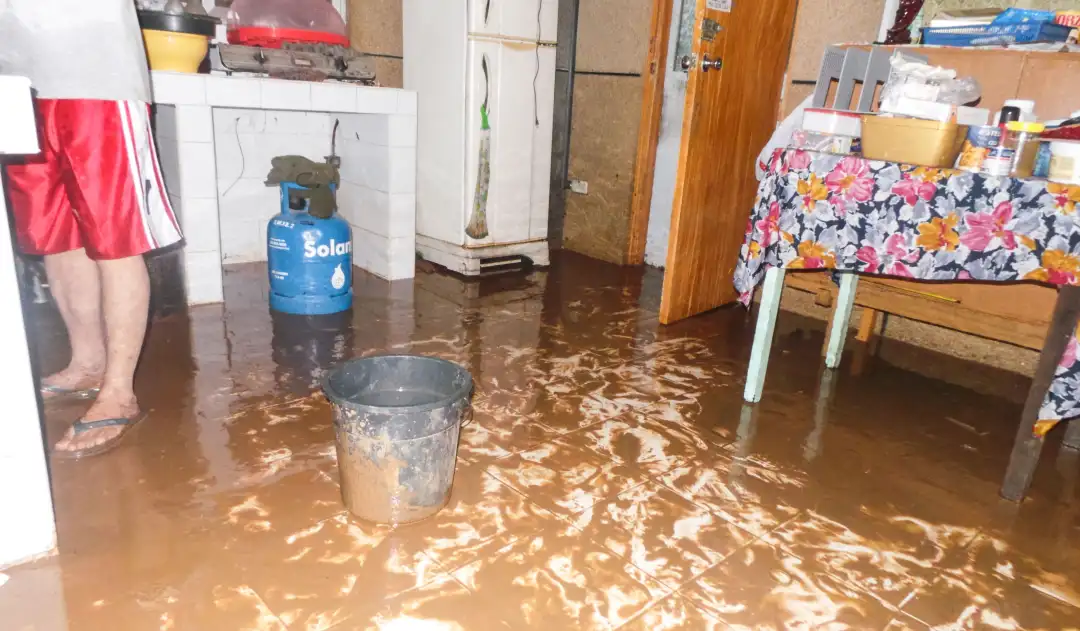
{"left": 321, "top": 354, "right": 474, "bottom": 415}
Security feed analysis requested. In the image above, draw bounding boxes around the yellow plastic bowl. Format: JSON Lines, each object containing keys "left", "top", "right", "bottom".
{"left": 142, "top": 29, "right": 209, "bottom": 73}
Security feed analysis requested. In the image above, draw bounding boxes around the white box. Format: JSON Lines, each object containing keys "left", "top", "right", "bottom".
{"left": 801, "top": 108, "right": 863, "bottom": 136}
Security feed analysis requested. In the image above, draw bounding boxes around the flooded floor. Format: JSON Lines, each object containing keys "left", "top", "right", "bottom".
{"left": 3, "top": 251, "right": 1080, "bottom": 630}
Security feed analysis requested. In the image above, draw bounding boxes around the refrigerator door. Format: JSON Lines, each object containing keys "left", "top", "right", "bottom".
{"left": 468, "top": 0, "right": 557, "bottom": 42}
{"left": 465, "top": 41, "right": 556, "bottom": 246}
{"left": 404, "top": 0, "right": 468, "bottom": 245}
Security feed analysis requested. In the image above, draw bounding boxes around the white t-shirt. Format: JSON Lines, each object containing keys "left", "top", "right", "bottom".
{"left": 0, "top": 0, "right": 151, "bottom": 102}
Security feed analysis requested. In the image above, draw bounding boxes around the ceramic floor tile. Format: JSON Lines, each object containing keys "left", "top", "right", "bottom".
{"left": 682, "top": 541, "right": 900, "bottom": 630}
{"left": 484, "top": 439, "right": 654, "bottom": 518}
{"left": 657, "top": 454, "right": 804, "bottom": 538}
{"left": 1, "top": 541, "right": 287, "bottom": 631}
{"left": 762, "top": 507, "right": 978, "bottom": 608}
{"left": 901, "top": 533, "right": 1080, "bottom": 630}
{"left": 616, "top": 592, "right": 727, "bottom": 630}
{"left": 456, "top": 412, "right": 558, "bottom": 465}
{"left": 572, "top": 413, "right": 726, "bottom": 473}
{"left": 451, "top": 523, "right": 669, "bottom": 629}
{"left": 383, "top": 464, "right": 558, "bottom": 573}
{"left": 884, "top": 613, "right": 929, "bottom": 630}
{"left": 238, "top": 513, "right": 447, "bottom": 631}
{"left": 319, "top": 575, "right": 513, "bottom": 631}
{"left": 565, "top": 481, "right": 755, "bottom": 590}
{"left": 211, "top": 467, "right": 347, "bottom": 542}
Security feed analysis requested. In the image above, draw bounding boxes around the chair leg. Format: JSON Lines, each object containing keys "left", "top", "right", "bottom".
{"left": 1001, "top": 285, "right": 1080, "bottom": 502}
{"left": 825, "top": 273, "right": 859, "bottom": 369}
{"left": 743, "top": 267, "right": 786, "bottom": 403}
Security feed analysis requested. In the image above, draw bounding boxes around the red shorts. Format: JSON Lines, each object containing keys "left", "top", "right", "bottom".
{"left": 5, "top": 99, "right": 183, "bottom": 260}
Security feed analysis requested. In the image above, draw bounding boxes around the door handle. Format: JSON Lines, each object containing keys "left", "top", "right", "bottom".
{"left": 679, "top": 54, "right": 722, "bottom": 72}
{"left": 700, "top": 54, "right": 722, "bottom": 72}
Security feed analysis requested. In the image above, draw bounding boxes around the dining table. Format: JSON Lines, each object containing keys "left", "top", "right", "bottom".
{"left": 735, "top": 147, "right": 1080, "bottom": 502}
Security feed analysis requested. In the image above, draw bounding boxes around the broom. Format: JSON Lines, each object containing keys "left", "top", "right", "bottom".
{"left": 465, "top": 55, "right": 491, "bottom": 240}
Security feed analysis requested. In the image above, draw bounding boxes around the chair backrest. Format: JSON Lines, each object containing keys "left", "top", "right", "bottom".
{"left": 813, "top": 46, "right": 926, "bottom": 112}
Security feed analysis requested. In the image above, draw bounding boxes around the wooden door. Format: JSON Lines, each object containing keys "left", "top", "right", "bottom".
{"left": 659, "top": 0, "right": 799, "bottom": 324}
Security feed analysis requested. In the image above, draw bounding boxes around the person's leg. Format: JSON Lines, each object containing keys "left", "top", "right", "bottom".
{"left": 4, "top": 99, "right": 100, "bottom": 396}
{"left": 40, "top": 249, "right": 106, "bottom": 392}
{"left": 50, "top": 99, "right": 181, "bottom": 455}
{"left": 52, "top": 255, "right": 148, "bottom": 452}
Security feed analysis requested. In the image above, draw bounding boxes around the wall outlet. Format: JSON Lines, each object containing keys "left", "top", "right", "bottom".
{"left": 569, "top": 179, "right": 589, "bottom": 195}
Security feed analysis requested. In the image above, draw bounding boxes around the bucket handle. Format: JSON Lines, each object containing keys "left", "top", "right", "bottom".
{"left": 461, "top": 402, "right": 474, "bottom": 427}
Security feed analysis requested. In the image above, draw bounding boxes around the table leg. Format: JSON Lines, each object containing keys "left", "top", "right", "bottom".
{"left": 744, "top": 267, "right": 786, "bottom": 403}
{"left": 1063, "top": 419, "right": 1080, "bottom": 450}
{"left": 1001, "top": 285, "right": 1080, "bottom": 502}
{"left": 805, "top": 367, "right": 837, "bottom": 463}
{"left": 857, "top": 308, "right": 881, "bottom": 344}
{"left": 825, "top": 273, "right": 859, "bottom": 369}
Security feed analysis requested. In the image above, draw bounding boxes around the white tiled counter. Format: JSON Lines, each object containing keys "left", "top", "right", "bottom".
{"left": 151, "top": 71, "right": 417, "bottom": 305}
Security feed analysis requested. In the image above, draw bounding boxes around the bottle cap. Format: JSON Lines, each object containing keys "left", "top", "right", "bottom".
{"left": 999, "top": 106, "right": 1022, "bottom": 125}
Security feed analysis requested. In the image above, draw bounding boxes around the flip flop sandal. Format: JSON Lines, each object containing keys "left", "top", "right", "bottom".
{"left": 40, "top": 384, "right": 101, "bottom": 401}
{"left": 52, "top": 412, "right": 147, "bottom": 460}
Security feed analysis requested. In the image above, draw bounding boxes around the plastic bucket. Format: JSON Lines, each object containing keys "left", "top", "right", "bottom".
{"left": 322, "top": 355, "right": 472, "bottom": 525}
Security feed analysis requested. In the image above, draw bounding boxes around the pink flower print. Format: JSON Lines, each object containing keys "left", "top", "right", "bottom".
{"left": 960, "top": 202, "right": 1017, "bottom": 252}
{"left": 788, "top": 150, "right": 812, "bottom": 171}
{"left": 856, "top": 246, "right": 880, "bottom": 272}
{"left": 1060, "top": 336, "right": 1078, "bottom": 369}
{"left": 881, "top": 233, "right": 917, "bottom": 277}
{"left": 884, "top": 233, "right": 912, "bottom": 258}
{"left": 891, "top": 177, "right": 937, "bottom": 206}
{"left": 824, "top": 157, "right": 874, "bottom": 202}
{"left": 755, "top": 202, "right": 781, "bottom": 247}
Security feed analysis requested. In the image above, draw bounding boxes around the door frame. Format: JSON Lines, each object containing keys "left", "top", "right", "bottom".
{"left": 626, "top": 0, "right": 674, "bottom": 265}
{"left": 628, "top": 0, "right": 905, "bottom": 266}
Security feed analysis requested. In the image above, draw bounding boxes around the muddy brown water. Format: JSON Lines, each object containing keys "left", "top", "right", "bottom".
{"left": 7, "top": 251, "right": 1078, "bottom": 629}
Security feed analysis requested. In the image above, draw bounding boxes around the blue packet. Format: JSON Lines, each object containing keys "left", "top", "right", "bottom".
{"left": 992, "top": 8, "right": 1056, "bottom": 25}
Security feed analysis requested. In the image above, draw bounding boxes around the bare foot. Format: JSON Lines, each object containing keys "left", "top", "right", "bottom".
{"left": 41, "top": 364, "right": 104, "bottom": 399}
{"left": 53, "top": 392, "right": 140, "bottom": 455}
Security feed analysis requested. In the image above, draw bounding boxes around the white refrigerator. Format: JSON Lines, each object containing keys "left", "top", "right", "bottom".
{"left": 404, "top": 0, "right": 558, "bottom": 275}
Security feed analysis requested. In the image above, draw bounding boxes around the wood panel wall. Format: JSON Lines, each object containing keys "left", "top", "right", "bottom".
{"left": 562, "top": 0, "right": 654, "bottom": 264}
{"left": 780, "top": 0, "right": 888, "bottom": 117}
{"left": 347, "top": 0, "right": 403, "bottom": 88}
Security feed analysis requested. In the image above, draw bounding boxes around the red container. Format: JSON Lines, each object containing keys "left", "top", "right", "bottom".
{"left": 227, "top": 0, "right": 348, "bottom": 48}
{"left": 227, "top": 26, "right": 349, "bottom": 48}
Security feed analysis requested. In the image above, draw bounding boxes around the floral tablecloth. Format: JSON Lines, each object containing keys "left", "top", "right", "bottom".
{"left": 735, "top": 148, "right": 1080, "bottom": 434}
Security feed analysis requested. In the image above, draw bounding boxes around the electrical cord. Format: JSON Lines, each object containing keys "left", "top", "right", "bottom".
{"left": 221, "top": 116, "right": 245, "bottom": 197}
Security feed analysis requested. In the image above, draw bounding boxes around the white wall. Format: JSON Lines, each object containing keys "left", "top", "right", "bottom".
{"left": 209, "top": 108, "right": 416, "bottom": 280}
{"left": 0, "top": 186, "right": 55, "bottom": 570}
{"left": 643, "top": 0, "right": 687, "bottom": 269}
{"left": 336, "top": 113, "right": 417, "bottom": 281}
{"left": 214, "top": 109, "right": 334, "bottom": 263}
{"left": 0, "top": 79, "right": 56, "bottom": 570}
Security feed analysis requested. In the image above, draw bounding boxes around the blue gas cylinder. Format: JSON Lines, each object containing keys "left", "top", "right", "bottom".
{"left": 268, "top": 182, "right": 353, "bottom": 315}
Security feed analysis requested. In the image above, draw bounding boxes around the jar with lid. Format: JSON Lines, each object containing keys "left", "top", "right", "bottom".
{"left": 982, "top": 121, "right": 1045, "bottom": 177}
{"left": 1006, "top": 121, "right": 1045, "bottom": 178}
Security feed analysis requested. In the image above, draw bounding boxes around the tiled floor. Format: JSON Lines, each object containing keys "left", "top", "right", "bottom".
{"left": 3, "top": 251, "right": 1080, "bottom": 630}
